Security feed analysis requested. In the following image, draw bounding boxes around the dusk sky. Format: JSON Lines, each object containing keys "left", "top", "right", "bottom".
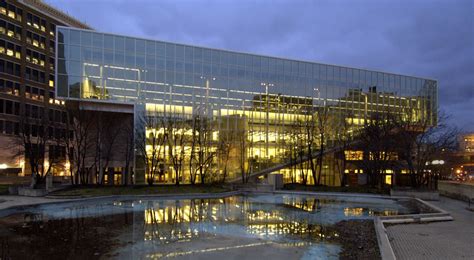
{"left": 47, "top": 0, "right": 474, "bottom": 131}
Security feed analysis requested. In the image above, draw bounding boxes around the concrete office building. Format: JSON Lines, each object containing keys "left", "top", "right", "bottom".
{"left": 0, "top": 0, "right": 90, "bottom": 177}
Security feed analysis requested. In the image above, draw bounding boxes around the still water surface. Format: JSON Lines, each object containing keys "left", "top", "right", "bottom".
{"left": 0, "top": 194, "right": 424, "bottom": 259}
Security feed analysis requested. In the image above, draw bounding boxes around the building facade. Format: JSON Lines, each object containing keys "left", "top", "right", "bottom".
{"left": 451, "top": 133, "right": 474, "bottom": 180}
{"left": 0, "top": 0, "right": 90, "bottom": 176}
{"left": 55, "top": 27, "right": 438, "bottom": 186}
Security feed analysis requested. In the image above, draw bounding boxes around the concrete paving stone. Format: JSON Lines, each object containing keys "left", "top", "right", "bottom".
{"left": 386, "top": 196, "right": 474, "bottom": 260}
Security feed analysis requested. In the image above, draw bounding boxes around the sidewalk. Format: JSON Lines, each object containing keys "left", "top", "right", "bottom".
{"left": 386, "top": 196, "right": 474, "bottom": 260}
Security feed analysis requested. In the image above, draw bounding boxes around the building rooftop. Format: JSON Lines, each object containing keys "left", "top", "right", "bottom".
{"left": 20, "top": 0, "right": 91, "bottom": 29}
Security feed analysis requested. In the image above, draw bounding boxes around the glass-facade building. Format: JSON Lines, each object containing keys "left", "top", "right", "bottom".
{"left": 55, "top": 27, "right": 437, "bottom": 185}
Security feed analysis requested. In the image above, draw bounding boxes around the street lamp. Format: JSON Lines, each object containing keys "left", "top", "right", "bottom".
{"left": 261, "top": 82, "right": 274, "bottom": 160}
{"left": 360, "top": 92, "right": 368, "bottom": 121}
{"left": 200, "top": 76, "right": 216, "bottom": 117}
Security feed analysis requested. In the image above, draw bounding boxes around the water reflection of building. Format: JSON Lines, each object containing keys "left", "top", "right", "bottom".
{"left": 55, "top": 27, "right": 437, "bottom": 186}
{"left": 136, "top": 196, "right": 341, "bottom": 246}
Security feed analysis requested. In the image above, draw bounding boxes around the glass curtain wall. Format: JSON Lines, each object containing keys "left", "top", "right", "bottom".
{"left": 56, "top": 27, "right": 437, "bottom": 185}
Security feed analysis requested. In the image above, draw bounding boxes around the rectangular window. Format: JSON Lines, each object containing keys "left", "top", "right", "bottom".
{"left": 5, "top": 100, "right": 12, "bottom": 114}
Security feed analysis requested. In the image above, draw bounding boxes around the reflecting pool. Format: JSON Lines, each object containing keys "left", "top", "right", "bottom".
{"left": 0, "top": 194, "right": 427, "bottom": 259}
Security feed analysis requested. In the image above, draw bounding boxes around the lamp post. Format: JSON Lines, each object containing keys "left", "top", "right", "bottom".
{"left": 200, "top": 76, "right": 216, "bottom": 117}
{"left": 313, "top": 88, "right": 321, "bottom": 116}
{"left": 261, "top": 82, "right": 274, "bottom": 160}
{"left": 360, "top": 92, "right": 368, "bottom": 121}
{"left": 431, "top": 159, "right": 445, "bottom": 189}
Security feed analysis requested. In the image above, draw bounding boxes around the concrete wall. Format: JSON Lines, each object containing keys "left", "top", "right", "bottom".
{"left": 438, "top": 181, "right": 474, "bottom": 202}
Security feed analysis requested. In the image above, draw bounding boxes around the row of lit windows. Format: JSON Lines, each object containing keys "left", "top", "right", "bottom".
{"left": 26, "top": 49, "right": 46, "bottom": 67}
{"left": 26, "top": 30, "right": 46, "bottom": 50}
{"left": 0, "top": 79, "right": 20, "bottom": 96}
{"left": 25, "top": 86, "right": 45, "bottom": 101}
{"left": 1, "top": 2, "right": 56, "bottom": 37}
{"left": 26, "top": 14, "right": 55, "bottom": 37}
{"left": 0, "top": 59, "right": 21, "bottom": 77}
{"left": 26, "top": 12, "right": 46, "bottom": 33}
{"left": 0, "top": 19, "right": 22, "bottom": 40}
{"left": 344, "top": 150, "right": 399, "bottom": 161}
{"left": 0, "top": 78, "right": 58, "bottom": 101}
{"left": 0, "top": 2, "right": 23, "bottom": 23}
{"left": 0, "top": 39, "right": 21, "bottom": 59}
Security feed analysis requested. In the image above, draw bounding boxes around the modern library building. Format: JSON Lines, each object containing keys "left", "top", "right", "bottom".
{"left": 55, "top": 27, "right": 437, "bottom": 186}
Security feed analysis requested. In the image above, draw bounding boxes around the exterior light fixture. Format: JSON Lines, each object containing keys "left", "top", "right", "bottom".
{"left": 431, "top": 160, "right": 445, "bottom": 165}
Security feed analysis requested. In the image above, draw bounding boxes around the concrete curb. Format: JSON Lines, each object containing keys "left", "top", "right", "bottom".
{"left": 273, "top": 190, "right": 454, "bottom": 260}
{"left": 0, "top": 191, "right": 242, "bottom": 213}
{"left": 45, "top": 190, "right": 240, "bottom": 200}
{"left": 273, "top": 190, "right": 393, "bottom": 199}
{"left": 374, "top": 217, "right": 396, "bottom": 260}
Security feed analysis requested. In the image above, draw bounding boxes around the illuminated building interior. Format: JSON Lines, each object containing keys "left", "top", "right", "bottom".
{"left": 55, "top": 27, "right": 437, "bottom": 185}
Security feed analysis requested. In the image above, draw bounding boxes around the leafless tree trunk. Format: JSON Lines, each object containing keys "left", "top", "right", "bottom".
{"left": 333, "top": 112, "right": 353, "bottom": 187}
{"left": 393, "top": 110, "right": 458, "bottom": 189}
{"left": 13, "top": 106, "right": 67, "bottom": 188}
{"left": 165, "top": 116, "right": 189, "bottom": 186}
{"left": 356, "top": 111, "right": 398, "bottom": 188}
{"left": 315, "top": 106, "right": 330, "bottom": 185}
{"left": 122, "top": 119, "right": 135, "bottom": 186}
{"left": 237, "top": 126, "right": 253, "bottom": 183}
{"left": 188, "top": 114, "right": 216, "bottom": 185}
{"left": 136, "top": 113, "right": 165, "bottom": 185}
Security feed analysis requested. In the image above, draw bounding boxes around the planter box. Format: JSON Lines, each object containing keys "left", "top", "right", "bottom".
{"left": 8, "top": 186, "right": 18, "bottom": 195}
{"left": 390, "top": 189, "right": 439, "bottom": 201}
{"left": 18, "top": 187, "right": 48, "bottom": 197}
{"left": 438, "top": 181, "right": 474, "bottom": 202}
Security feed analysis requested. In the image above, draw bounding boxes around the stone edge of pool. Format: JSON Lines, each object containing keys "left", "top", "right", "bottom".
{"left": 0, "top": 190, "right": 454, "bottom": 260}
{"left": 273, "top": 190, "right": 454, "bottom": 260}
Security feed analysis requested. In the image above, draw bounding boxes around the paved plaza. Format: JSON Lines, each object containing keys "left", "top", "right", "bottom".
{"left": 386, "top": 196, "right": 474, "bottom": 260}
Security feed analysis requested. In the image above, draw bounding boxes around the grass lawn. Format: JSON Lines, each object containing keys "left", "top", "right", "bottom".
{"left": 50, "top": 184, "right": 230, "bottom": 197}
{"left": 0, "top": 185, "right": 9, "bottom": 194}
{"left": 283, "top": 183, "right": 387, "bottom": 194}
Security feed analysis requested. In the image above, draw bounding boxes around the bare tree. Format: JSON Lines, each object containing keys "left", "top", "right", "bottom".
{"left": 294, "top": 119, "right": 308, "bottom": 185}
{"left": 94, "top": 112, "right": 122, "bottom": 185}
{"left": 216, "top": 129, "right": 233, "bottom": 183}
{"left": 282, "top": 127, "right": 296, "bottom": 183}
{"left": 122, "top": 118, "right": 135, "bottom": 186}
{"left": 13, "top": 106, "right": 67, "bottom": 188}
{"left": 302, "top": 109, "right": 317, "bottom": 185}
{"left": 165, "top": 115, "right": 189, "bottom": 186}
{"left": 357, "top": 111, "right": 398, "bottom": 188}
{"left": 333, "top": 112, "right": 354, "bottom": 187}
{"left": 237, "top": 125, "right": 253, "bottom": 184}
{"left": 394, "top": 110, "right": 458, "bottom": 189}
{"left": 188, "top": 115, "right": 216, "bottom": 185}
{"left": 136, "top": 113, "right": 166, "bottom": 185}
{"left": 314, "top": 105, "right": 330, "bottom": 185}
{"left": 64, "top": 107, "right": 96, "bottom": 185}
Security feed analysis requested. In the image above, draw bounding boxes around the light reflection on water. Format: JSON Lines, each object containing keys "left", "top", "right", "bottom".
{"left": 0, "top": 194, "right": 421, "bottom": 259}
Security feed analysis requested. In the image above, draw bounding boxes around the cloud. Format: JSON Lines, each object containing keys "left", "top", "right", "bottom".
{"left": 46, "top": 0, "right": 474, "bottom": 130}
